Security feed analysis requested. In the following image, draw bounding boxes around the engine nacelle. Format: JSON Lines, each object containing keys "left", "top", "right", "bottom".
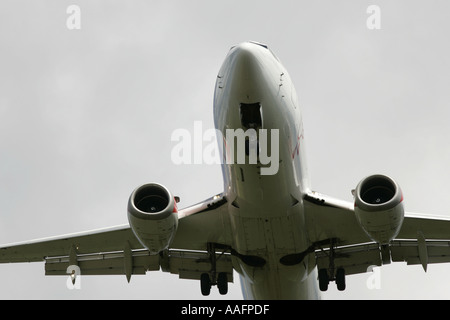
{"left": 354, "top": 175, "right": 404, "bottom": 244}
{"left": 127, "top": 183, "right": 178, "bottom": 253}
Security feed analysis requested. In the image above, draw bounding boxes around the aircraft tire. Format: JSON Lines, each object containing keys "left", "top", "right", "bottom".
{"left": 336, "top": 268, "right": 346, "bottom": 291}
{"left": 318, "top": 269, "right": 329, "bottom": 291}
{"left": 217, "top": 272, "right": 228, "bottom": 295}
{"left": 200, "top": 273, "right": 211, "bottom": 296}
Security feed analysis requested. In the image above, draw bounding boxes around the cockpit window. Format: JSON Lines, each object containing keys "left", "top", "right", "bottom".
{"left": 248, "top": 41, "right": 268, "bottom": 49}
{"left": 229, "top": 41, "right": 268, "bottom": 52}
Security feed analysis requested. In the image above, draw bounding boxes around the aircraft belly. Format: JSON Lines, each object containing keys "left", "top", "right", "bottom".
{"left": 228, "top": 198, "right": 314, "bottom": 299}
{"left": 229, "top": 207, "right": 305, "bottom": 254}
{"left": 239, "top": 266, "right": 320, "bottom": 300}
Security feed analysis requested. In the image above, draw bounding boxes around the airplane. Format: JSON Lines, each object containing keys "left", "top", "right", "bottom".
{"left": 2, "top": 41, "right": 450, "bottom": 299}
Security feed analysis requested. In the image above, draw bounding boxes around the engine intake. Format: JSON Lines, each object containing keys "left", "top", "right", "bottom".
{"left": 133, "top": 185, "right": 171, "bottom": 215}
{"left": 354, "top": 175, "right": 404, "bottom": 244}
{"left": 127, "top": 183, "right": 178, "bottom": 253}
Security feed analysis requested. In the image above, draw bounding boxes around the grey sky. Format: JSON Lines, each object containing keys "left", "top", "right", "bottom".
{"left": 0, "top": 1, "right": 450, "bottom": 299}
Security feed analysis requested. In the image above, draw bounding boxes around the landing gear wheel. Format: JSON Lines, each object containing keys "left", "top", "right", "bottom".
{"left": 336, "top": 268, "right": 346, "bottom": 291}
{"left": 318, "top": 269, "right": 329, "bottom": 292}
{"left": 200, "top": 273, "right": 211, "bottom": 296}
{"left": 217, "top": 272, "right": 228, "bottom": 295}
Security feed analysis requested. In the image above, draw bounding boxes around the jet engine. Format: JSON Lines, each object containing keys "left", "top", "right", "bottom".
{"left": 127, "top": 183, "right": 178, "bottom": 253}
{"left": 354, "top": 174, "right": 404, "bottom": 244}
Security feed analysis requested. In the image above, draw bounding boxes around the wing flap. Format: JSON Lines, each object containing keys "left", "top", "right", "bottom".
{"left": 45, "top": 248, "right": 160, "bottom": 276}
{"left": 391, "top": 240, "right": 450, "bottom": 266}
{"left": 315, "top": 239, "right": 450, "bottom": 279}
{"left": 161, "top": 249, "right": 233, "bottom": 282}
{"left": 44, "top": 247, "right": 235, "bottom": 283}
{"left": 315, "top": 242, "right": 382, "bottom": 277}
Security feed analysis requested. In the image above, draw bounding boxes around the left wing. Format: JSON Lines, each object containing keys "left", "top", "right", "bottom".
{"left": 304, "top": 190, "right": 450, "bottom": 289}
{"left": 0, "top": 193, "right": 233, "bottom": 283}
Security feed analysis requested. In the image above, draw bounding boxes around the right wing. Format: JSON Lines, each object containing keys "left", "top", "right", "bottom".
{"left": 0, "top": 193, "right": 234, "bottom": 283}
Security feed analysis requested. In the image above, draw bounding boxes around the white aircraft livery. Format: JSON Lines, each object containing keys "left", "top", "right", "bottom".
{"left": 2, "top": 41, "right": 450, "bottom": 299}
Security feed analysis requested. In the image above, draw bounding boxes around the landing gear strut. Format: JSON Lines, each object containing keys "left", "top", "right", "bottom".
{"left": 200, "top": 243, "right": 229, "bottom": 296}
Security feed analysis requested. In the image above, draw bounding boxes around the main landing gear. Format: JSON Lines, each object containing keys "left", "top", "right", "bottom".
{"left": 318, "top": 267, "right": 345, "bottom": 292}
{"left": 318, "top": 238, "right": 346, "bottom": 292}
{"left": 200, "top": 243, "right": 229, "bottom": 296}
{"left": 200, "top": 272, "right": 228, "bottom": 296}
{"left": 199, "top": 242, "right": 266, "bottom": 296}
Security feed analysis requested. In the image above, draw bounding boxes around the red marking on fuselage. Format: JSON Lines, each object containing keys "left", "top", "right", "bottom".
{"left": 291, "top": 130, "right": 304, "bottom": 159}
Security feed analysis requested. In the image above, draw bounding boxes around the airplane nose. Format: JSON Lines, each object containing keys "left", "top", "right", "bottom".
{"left": 228, "top": 42, "right": 263, "bottom": 82}
{"left": 214, "top": 42, "right": 271, "bottom": 118}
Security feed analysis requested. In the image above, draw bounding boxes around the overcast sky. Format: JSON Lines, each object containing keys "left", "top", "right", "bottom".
{"left": 1, "top": 0, "right": 450, "bottom": 299}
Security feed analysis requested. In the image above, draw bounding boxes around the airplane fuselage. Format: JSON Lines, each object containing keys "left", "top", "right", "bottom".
{"left": 213, "top": 42, "right": 320, "bottom": 299}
